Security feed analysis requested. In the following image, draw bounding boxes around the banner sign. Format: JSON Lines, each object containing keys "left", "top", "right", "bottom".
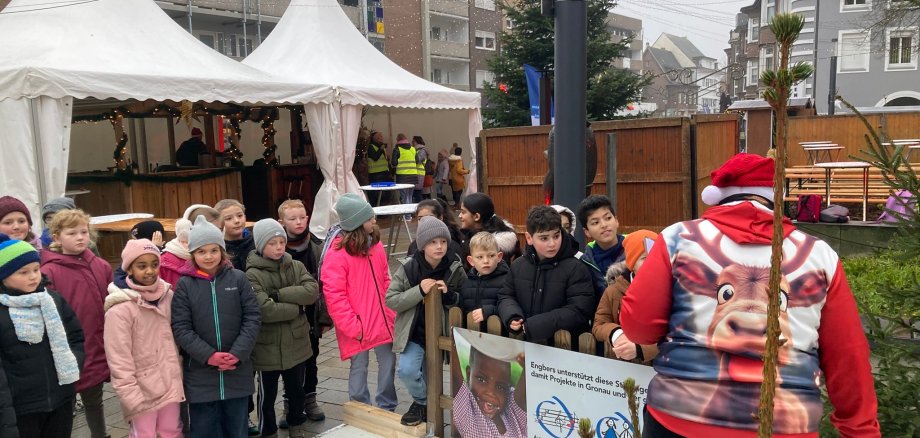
{"left": 452, "top": 328, "right": 656, "bottom": 438}
{"left": 523, "top": 64, "right": 554, "bottom": 126}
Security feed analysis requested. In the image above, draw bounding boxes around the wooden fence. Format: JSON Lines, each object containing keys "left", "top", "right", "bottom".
{"left": 786, "top": 111, "right": 920, "bottom": 166}
{"left": 479, "top": 114, "right": 740, "bottom": 234}
{"left": 423, "top": 287, "right": 628, "bottom": 437}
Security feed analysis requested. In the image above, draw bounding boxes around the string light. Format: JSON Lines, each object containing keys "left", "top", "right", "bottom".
{"left": 110, "top": 113, "right": 129, "bottom": 171}
{"left": 225, "top": 117, "right": 244, "bottom": 165}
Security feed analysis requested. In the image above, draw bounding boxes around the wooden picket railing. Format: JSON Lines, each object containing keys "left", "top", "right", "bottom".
{"left": 423, "top": 289, "right": 610, "bottom": 437}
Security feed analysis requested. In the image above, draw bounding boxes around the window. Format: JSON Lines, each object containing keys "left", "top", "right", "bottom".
{"left": 432, "top": 69, "right": 443, "bottom": 84}
{"left": 226, "top": 34, "right": 238, "bottom": 57}
{"left": 886, "top": 28, "right": 918, "bottom": 70}
{"left": 838, "top": 30, "right": 871, "bottom": 72}
{"left": 475, "top": 0, "right": 495, "bottom": 11}
{"left": 749, "top": 18, "right": 760, "bottom": 42}
{"left": 239, "top": 37, "right": 254, "bottom": 57}
{"left": 342, "top": 0, "right": 359, "bottom": 6}
{"left": 841, "top": 0, "right": 870, "bottom": 11}
{"left": 747, "top": 60, "right": 759, "bottom": 87}
{"left": 475, "top": 70, "right": 495, "bottom": 89}
{"left": 505, "top": 17, "right": 515, "bottom": 29}
{"left": 475, "top": 30, "right": 496, "bottom": 50}
{"left": 761, "top": 45, "right": 775, "bottom": 72}
{"left": 765, "top": 0, "right": 776, "bottom": 22}
{"left": 430, "top": 26, "right": 442, "bottom": 41}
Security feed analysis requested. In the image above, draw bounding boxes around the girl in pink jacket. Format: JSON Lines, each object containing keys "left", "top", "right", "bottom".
{"left": 41, "top": 209, "right": 111, "bottom": 438}
{"left": 104, "top": 239, "right": 184, "bottom": 437}
{"left": 320, "top": 193, "right": 398, "bottom": 411}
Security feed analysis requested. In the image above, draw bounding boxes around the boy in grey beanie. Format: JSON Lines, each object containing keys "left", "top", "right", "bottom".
{"left": 252, "top": 219, "right": 286, "bottom": 256}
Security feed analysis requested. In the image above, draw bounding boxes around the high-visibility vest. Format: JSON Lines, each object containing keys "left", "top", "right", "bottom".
{"left": 416, "top": 148, "right": 427, "bottom": 176}
{"left": 367, "top": 143, "right": 389, "bottom": 174}
{"left": 395, "top": 145, "right": 418, "bottom": 176}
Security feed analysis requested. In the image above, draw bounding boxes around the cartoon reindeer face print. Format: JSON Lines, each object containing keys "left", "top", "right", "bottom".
{"left": 672, "top": 222, "right": 828, "bottom": 379}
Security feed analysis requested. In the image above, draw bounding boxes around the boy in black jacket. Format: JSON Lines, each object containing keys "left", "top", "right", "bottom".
{"left": 497, "top": 206, "right": 594, "bottom": 343}
{"left": 460, "top": 232, "right": 509, "bottom": 324}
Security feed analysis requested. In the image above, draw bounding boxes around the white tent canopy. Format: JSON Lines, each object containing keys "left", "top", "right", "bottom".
{"left": 0, "top": 0, "right": 333, "bottom": 225}
{"left": 243, "top": 0, "right": 482, "bottom": 238}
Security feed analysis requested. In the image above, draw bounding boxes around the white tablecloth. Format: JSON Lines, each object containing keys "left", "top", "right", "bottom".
{"left": 373, "top": 204, "right": 418, "bottom": 216}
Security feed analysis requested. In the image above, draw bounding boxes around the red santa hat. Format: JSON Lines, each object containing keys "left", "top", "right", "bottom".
{"left": 701, "top": 153, "right": 775, "bottom": 206}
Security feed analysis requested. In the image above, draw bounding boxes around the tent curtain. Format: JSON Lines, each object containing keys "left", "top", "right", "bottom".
{"left": 0, "top": 96, "right": 72, "bottom": 233}
{"left": 305, "top": 101, "right": 364, "bottom": 240}
{"left": 466, "top": 108, "right": 483, "bottom": 194}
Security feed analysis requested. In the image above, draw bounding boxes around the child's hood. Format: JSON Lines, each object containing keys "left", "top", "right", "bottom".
{"left": 449, "top": 154, "right": 463, "bottom": 161}
{"left": 523, "top": 230, "right": 580, "bottom": 266}
{"left": 467, "top": 259, "right": 510, "bottom": 280}
{"left": 245, "top": 250, "right": 293, "bottom": 273}
{"left": 105, "top": 280, "right": 173, "bottom": 312}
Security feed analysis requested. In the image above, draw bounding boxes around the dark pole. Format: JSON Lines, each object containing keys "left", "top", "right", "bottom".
{"left": 539, "top": 71, "right": 552, "bottom": 125}
{"left": 827, "top": 55, "right": 837, "bottom": 115}
{"left": 552, "top": 0, "right": 587, "bottom": 242}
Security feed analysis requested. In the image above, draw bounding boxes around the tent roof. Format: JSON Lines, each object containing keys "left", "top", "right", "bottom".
{"left": 243, "top": 0, "right": 480, "bottom": 110}
{"left": 0, "top": 0, "right": 332, "bottom": 105}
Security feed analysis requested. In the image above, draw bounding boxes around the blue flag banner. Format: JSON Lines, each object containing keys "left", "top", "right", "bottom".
{"left": 523, "top": 64, "right": 553, "bottom": 126}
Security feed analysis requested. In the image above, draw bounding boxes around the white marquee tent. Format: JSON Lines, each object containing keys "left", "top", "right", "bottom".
{"left": 243, "top": 0, "right": 482, "bottom": 238}
{"left": 0, "top": 0, "right": 333, "bottom": 226}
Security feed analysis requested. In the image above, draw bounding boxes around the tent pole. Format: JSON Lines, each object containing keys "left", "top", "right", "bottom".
{"left": 167, "top": 117, "right": 177, "bottom": 165}
{"left": 28, "top": 98, "right": 48, "bottom": 210}
{"left": 138, "top": 119, "right": 150, "bottom": 173}
{"left": 387, "top": 108, "right": 394, "bottom": 146}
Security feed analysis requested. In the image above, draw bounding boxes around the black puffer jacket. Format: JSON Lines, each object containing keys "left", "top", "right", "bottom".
{"left": 0, "top": 283, "right": 84, "bottom": 420}
{"left": 497, "top": 231, "right": 595, "bottom": 343}
{"left": 172, "top": 263, "right": 261, "bottom": 403}
{"left": 226, "top": 234, "right": 255, "bottom": 271}
{"left": 459, "top": 261, "right": 509, "bottom": 320}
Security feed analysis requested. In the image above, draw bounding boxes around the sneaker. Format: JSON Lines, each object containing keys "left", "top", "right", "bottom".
{"left": 248, "top": 418, "right": 260, "bottom": 436}
{"left": 278, "top": 398, "right": 289, "bottom": 429}
{"left": 304, "top": 392, "right": 326, "bottom": 421}
{"left": 399, "top": 402, "right": 427, "bottom": 426}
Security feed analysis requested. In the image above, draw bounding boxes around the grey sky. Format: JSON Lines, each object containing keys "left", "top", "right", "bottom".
{"left": 615, "top": 0, "right": 752, "bottom": 64}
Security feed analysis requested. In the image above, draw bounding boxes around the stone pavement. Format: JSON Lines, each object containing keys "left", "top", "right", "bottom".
{"left": 72, "top": 218, "right": 442, "bottom": 437}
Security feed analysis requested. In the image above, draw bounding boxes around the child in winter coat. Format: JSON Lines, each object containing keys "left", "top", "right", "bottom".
{"left": 448, "top": 146, "right": 470, "bottom": 206}
{"left": 320, "top": 194, "right": 398, "bottom": 411}
{"left": 459, "top": 193, "right": 521, "bottom": 263}
{"left": 104, "top": 239, "right": 184, "bottom": 437}
{"left": 171, "top": 216, "right": 261, "bottom": 438}
{"left": 435, "top": 149, "right": 450, "bottom": 202}
{"left": 214, "top": 199, "right": 254, "bottom": 271}
{"left": 576, "top": 195, "right": 626, "bottom": 302}
{"left": 246, "top": 219, "right": 318, "bottom": 438}
{"left": 0, "top": 234, "right": 84, "bottom": 438}
{"left": 40, "top": 209, "right": 111, "bottom": 438}
{"left": 592, "top": 230, "right": 659, "bottom": 364}
{"left": 278, "top": 199, "right": 328, "bottom": 423}
{"left": 497, "top": 206, "right": 595, "bottom": 344}
{"left": 460, "top": 232, "right": 509, "bottom": 324}
{"left": 0, "top": 196, "right": 41, "bottom": 250}
{"left": 160, "top": 218, "right": 193, "bottom": 286}
{"left": 386, "top": 216, "right": 463, "bottom": 426}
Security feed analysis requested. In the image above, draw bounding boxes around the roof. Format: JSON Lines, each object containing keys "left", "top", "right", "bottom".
{"left": 243, "top": 0, "right": 480, "bottom": 110}
{"left": 647, "top": 47, "right": 684, "bottom": 74}
{"left": 0, "top": 0, "right": 330, "bottom": 105}
{"left": 728, "top": 98, "right": 813, "bottom": 110}
{"left": 664, "top": 34, "right": 709, "bottom": 61}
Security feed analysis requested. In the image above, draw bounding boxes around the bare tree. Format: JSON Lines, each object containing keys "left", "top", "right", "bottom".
{"left": 864, "top": 0, "right": 920, "bottom": 52}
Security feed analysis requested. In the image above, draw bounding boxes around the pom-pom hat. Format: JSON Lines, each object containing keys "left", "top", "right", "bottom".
{"left": 700, "top": 153, "right": 775, "bottom": 206}
{"left": 0, "top": 234, "right": 40, "bottom": 282}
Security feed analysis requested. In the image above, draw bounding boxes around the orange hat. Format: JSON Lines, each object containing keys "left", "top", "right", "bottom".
{"left": 623, "top": 230, "right": 658, "bottom": 272}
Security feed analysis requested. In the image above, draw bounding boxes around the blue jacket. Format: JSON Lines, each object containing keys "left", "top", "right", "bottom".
{"left": 578, "top": 236, "right": 625, "bottom": 303}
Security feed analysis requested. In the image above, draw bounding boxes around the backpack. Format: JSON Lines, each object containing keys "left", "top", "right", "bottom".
{"left": 796, "top": 195, "right": 822, "bottom": 222}
{"left": 878, "top": 189, "right": 918, "bottom": 223}
{"left": 820, "top": 205, "right": 849, "bottom": 223}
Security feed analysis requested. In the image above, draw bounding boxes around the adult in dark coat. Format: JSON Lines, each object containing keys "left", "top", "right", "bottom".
{"left": 176, "top": 128, "right": 208, "bottom": 167}
{"left": 497, "top": 230, "right": 595, "bottom": 343}
{"left": 543, "top": 123, "right": 598, "bottom": 201}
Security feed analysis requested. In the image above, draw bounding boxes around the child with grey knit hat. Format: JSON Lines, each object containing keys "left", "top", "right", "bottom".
{"left": 386, "top": 216, "right": 465, "bottom": 426}
{"left": 245, "top": 219, "right": 318, "bottom": 437}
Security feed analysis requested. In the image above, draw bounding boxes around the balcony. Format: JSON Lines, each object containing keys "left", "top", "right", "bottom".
{"left": 430, "top": 0, "right": 468, "bottom": 17}
{"left": 443, "top": 84, "right": 471, "bottom": 91}
{"left": 430, "top": 39, "right": 469, "bottom": 59}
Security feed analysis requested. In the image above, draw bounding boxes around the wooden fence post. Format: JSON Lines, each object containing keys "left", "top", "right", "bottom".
{"left": 424, "top": 289, "right": 444, "bottom": 436}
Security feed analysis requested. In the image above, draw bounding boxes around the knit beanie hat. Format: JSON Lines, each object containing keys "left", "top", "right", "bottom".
{"left": 41, "top": 197, "right": 75, "bottom": 221}
{"left": 130, "top": 220, "right": 165, "bottom": 241}
{"left": 121, "top": 239, "right": 161, "bottom": 272}
{"left": 174, "top": 218, "right": 193, "bottom": 243}
{"left": 622, "top": 230, "right": 658, "bottom": 272}
{"left": 416, "top": 216, "right": 450, "bottom": 250}
{"left": 0, "top": 197, "right": 32, "bottom": 226}
{"left": 253, "top": 219, "right": 287, "bottom": 254}
{"left": 701, "top": 153, "right": 775, "bottom": 206}
{"left": 188, "top": 215, "right": 226, "bottom": 252}
{"left": 0, "top": 234, "right": 40, "bottom": 282}
{"left": 335, "top": 193, "right": 375, "bottom": 232}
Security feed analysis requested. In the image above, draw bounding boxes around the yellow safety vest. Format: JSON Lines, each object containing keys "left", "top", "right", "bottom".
{"left": 367, "top": 144, "right": 389, "bottom": 174}
{"left": 395, "top": 145, "right": 418, "bottom": 176}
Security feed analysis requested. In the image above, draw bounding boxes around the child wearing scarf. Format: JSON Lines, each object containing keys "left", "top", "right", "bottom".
{"left": 104, "top": 239, "right": 184, "bottom": 437}
{"left": 0, "top": 233, "right": 84, "bottom": 437}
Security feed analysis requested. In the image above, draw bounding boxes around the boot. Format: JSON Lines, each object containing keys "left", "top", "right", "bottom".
{"left": 278, "top": 398, "right": 289, "bottom": 429}
{"left": 288, "top": 423, "right": 308, "bottom": 438}
{"left": 303, "top": 392, "right": 326, "bottom": 421}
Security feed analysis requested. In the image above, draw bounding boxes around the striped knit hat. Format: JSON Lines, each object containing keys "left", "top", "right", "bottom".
{"left": 0, "top": 234, "right": 40, "bottom": 281}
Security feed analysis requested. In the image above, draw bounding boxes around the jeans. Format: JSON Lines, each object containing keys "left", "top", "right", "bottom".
{"left": 17, "top": 397, "right": 74, "bottom": 438}
{"left": 397, "top": 341, "right": 427, "bottom": 405}
{"left": 258, "top": 362, "right": 308, "bottom": 436}
{"left": 349, "top": 343, "right": 398, "bottom": 411}
{"left": 400, "top": 188, "right": 414, "bottom": 205}
{"left": 188, "top": 396, "right": 249, "bottom": 438}
{"left": 130, "top": 402, "right": 182, "bottom": 438}
{"left": 78, "top": 383, "right": 108, "bottom": 438}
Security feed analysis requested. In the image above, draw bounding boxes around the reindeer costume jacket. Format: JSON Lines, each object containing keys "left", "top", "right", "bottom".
{"left": 621, "top": 201, "right": 879, "bottom": 437}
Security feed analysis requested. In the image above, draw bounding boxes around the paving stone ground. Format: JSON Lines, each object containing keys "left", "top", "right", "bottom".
{"left": 70, "top": 218, "right": 456, "bottom": 437}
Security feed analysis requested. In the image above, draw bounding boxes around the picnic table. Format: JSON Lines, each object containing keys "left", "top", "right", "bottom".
{"left": 814, "top": 162, "right": 872, "bottom": 221}
{"left": 801, "top": 143, "right": 844, "bottom": 165}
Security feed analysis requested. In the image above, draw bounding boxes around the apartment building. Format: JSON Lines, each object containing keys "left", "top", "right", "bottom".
{"left": 606, "top": 12, "right": 644, "bottom": 75}
{"left": 643, "top": 45, "right": 700, "bottom": 117}
{"left": 649, "top": 34, "right": 725, "bottom": 114}
{"left": 156, "top": 1, "right": 290, "bottom": 59}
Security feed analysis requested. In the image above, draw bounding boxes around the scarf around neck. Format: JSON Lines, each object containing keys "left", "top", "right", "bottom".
{"left": 126, "top": 277, "right": 167, "bottom": 303}
{"left": 164, "top": 238, "right": 191, "bottom": 260}
{"left": 0, "top": 291, "right": 79, "bottom": 385}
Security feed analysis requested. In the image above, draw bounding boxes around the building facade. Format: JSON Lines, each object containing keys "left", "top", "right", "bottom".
{"left": 606, "top": 12, "right": 644, "bottom": 75}
{"left": 650, "top": 34, "right": 725, "bottom": 114}
{"left": 643, "top": 46, "right": 700, "bottom": 117}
